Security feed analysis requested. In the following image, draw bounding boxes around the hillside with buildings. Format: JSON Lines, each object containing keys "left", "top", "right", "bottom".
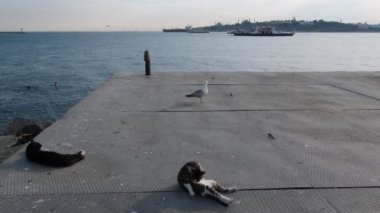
{"left": 203, "top": 19, "right": 380, "bottom": 32}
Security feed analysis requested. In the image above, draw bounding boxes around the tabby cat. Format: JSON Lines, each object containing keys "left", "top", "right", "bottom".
{"left": 177, "top": 161, "right": 237, "bottom": 206}
{"left": 26, "top": 140, "right": 85, "bottom": 167}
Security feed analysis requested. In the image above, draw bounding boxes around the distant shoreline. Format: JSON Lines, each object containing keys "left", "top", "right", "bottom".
{"left": 0, "top": 32, "right": 25, "bottom": 34}
{"left": 1, "top": 31, "right": 380, "bottom": 33}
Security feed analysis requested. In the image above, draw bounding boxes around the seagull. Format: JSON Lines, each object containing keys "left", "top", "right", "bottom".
{"left": 185, "top": 80, "right": 208, "bottom": 103}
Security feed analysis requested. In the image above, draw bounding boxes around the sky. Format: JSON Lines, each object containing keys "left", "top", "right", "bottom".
{"left": 0, "top": 0, "right": 379, "bottom": 31}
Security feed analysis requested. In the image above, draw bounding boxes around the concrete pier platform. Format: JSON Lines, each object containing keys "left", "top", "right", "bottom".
{"left": 1, "top": 71, "right": 380, "bottom": 212}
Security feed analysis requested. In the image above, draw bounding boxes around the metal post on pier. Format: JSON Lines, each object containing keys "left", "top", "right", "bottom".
{"left": 144, "top": 50, "right": 151, "bottom": 76}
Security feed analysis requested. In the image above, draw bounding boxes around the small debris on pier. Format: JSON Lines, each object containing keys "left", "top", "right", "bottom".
{"left": 267, "top": 133, "right": 275, "bottom": 140}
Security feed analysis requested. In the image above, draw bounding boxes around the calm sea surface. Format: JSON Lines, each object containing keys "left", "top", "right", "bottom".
{"left": 0, "top": 32, "right": 379, "bottom": 131}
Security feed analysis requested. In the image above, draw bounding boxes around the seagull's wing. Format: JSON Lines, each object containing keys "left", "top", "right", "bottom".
{"left": 186, "top": 89, "right": 204, "bottom": 98}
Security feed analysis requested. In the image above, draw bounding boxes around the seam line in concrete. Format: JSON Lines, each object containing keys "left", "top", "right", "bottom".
{"left": 3, "top": 186, "right": 380, "bottom": 198}
{"left": 119, "top": 109, "right": 380, "bottom": 113}
{"left": 104, "top": 83, "right": 329, "bottom": 86}
{"left": 328, "top": 84, "right": 380, "bottom": 102}
{"left": 238, "top": 185, "right": 380, "bottom": 191}
{"left": 69, "top": 109, "right": 380, "bottom": 114}
{"left": 185, "top": 83, "right": 328, "bottom": 86}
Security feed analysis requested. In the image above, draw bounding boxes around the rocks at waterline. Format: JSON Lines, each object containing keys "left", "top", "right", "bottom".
{"left": 2, "top": 118, "right": 51, "bottom": 147}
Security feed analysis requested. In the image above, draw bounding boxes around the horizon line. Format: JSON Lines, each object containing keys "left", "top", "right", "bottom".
{"left": 1, "top": 18, "right": 380, "bottom": 32}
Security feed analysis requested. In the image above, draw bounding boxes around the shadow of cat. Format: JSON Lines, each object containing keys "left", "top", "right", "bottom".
{"left": 130, "top": 185, "right": 228, "bottom": 212}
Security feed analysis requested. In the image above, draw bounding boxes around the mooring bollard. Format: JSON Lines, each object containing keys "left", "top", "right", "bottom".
{"left": 144, "top": 50, "right": 151, "bottom": 76}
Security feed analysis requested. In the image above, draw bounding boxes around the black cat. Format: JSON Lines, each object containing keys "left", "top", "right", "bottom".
{"left": 177, "top": 161, "right": 237, "bottom": 206}
{"left": 26, "top": 140, "right": 85, "bottom": 167}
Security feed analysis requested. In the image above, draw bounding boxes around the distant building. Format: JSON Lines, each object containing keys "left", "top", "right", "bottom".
{"left": 299, "top": 21, "right": 314, "bottom": 26}
{"left": 357, "top": 23, "right": 369, "bottom": 29}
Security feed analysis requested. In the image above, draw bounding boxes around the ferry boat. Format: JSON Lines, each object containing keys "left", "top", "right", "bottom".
{"left": 233, "top": 26, "right": 294, "bottom": 36}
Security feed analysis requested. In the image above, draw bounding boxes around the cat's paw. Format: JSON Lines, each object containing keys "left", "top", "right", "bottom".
{"left": 183, "top": 183, "right": 195, "bottom": 196}
{"left": 220, "top": 197, "right": 233, "bottom": 206}
{"left": 227, "top": 186, "right": 238, "bottom": 193}
{"left": 77, "top": 150, "right": 86, "bottom": 159}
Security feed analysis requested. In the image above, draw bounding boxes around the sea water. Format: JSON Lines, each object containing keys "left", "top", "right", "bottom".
{"left": 0, "top": 32, "right": 379, "bottom": 131}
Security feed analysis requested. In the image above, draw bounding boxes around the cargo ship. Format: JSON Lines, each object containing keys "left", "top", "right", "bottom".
{"left": 163, "top": 25, "right": 191, "bottom": 32}
{"left": 0, "top": 28, "right": 25, "bottom": 34}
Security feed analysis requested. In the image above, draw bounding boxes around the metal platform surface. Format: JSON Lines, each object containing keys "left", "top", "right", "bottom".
{"left": 1, "top": 71, "right": 380, "bottom": 212}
